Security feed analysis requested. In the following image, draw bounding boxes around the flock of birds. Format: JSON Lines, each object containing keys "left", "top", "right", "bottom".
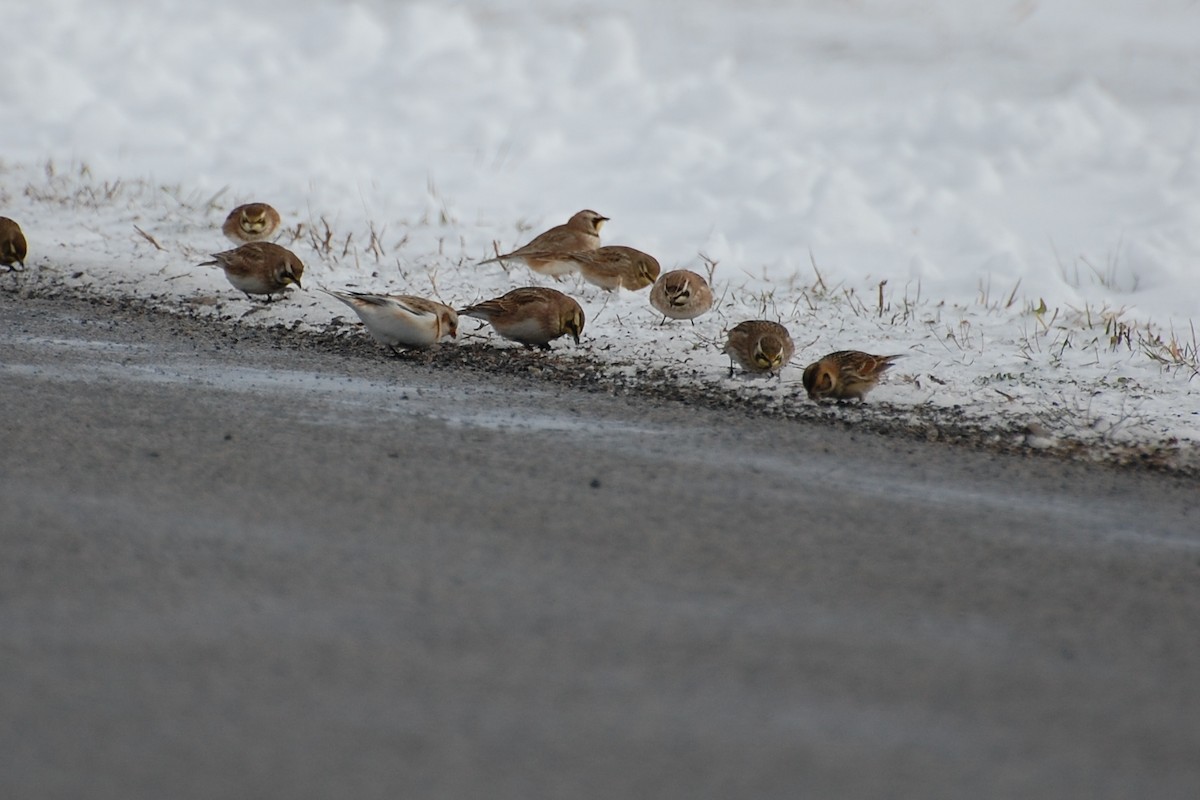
{"left": 0, "top": 207, "right": 900, "bottom": 402}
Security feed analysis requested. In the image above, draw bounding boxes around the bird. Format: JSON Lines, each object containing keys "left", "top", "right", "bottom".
{"left": 477, "top": 209, "right": 608, "bottom": 279}
{"left": 563, "top": 245, "right": 660, "bottom": 291}
{"left": 0, "top": 217, "right": 28, "bottom": 270}
{"left": 458, "top": 287, "right": 585, "bottom": 350}
{"left": 649, "top": 269, "right": 714, "bottom": 324}
{"left": 222, "top": 202, "right": 282, "bottom": 245}
{"left": 723, "top": 320, "right": 794, "bottom": 378}
{"left": 802, "top": 350, "right": 902, "bottom": 402}
{"left": 319, "top": 289, "right": 457, "bottom": 354}
{"left": 199, "top": 241, "right": 304, "bottom": 300}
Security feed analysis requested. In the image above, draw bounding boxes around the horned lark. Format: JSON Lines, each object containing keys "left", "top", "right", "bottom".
{"left": 199, "top": 241, "right": 304, "bottom": 301}
{"left": 563, "top": 245, "right": 660, "bottom": 292}
{"left": 0, "top": 217, "right": 27, "bottom": 270}
{"left": 222, "top": 202, "right": 283, "bottom": 244}
{"left": 723, "top": 320, "right": 795, "bottom": 378}
{"left": 320, "top": 289, "right": 457, "bottom": 353}
{"left": 802, "top": 350, "right": 902, "bottom": 402}
{"left": 649, "top": 269, "right": 714, "bottom": 324}
{"left": 458, "top": 287, "right": 585, "bottom": 350}
{"left": 478, "top": 209, "right": 608, "bottom": 279}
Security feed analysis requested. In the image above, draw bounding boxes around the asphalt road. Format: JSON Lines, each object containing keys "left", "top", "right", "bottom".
{"left": 2, "top": 292, "right": 1198, "bottom": 799}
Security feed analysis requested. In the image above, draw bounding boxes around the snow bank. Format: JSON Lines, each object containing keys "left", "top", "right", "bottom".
{"left": 3, "top": 0, "right": 1197, "bottom": 454}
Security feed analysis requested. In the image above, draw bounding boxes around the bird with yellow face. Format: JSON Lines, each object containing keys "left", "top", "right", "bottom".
{"left": 563, "top": 245, "right": 660, "bottom": 292}
{"left": 723, "top": 320, "right": 794, "bottom": 378}
{"left": 459, "top": 287, "right": 585, "bottom": 350}
{"left": 222, "top": 202, "right": 282, "bottom": 245}
{"left": 199, "top": 241, "right": 303, "bottom": 301}
{"left": 477, "top": 210, "right": 609, "bottom": 279}
{"left": 802, "top": 350, "right": 901, "bottom": 402}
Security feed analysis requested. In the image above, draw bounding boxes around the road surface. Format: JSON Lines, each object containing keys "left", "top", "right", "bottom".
{"left": 1, "top": 292, "right": 1198, "bottom": 799}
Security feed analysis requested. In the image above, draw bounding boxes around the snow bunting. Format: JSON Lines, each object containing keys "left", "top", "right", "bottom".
{"left": 649, "top": 269, "right": 714, "bottom": 324}
{"left": 565, "top": 245, "right": 660, "bottom": 291}
{"left": 320, "top": 289, "right": 457, "bottom": 353}
{"left": 0, "top": 217, "right": 27, "bottom": 270}
{"left": 458, "top": 287, "right": 585, "bottom": 350}
{"left": 478, "top": 209, "right": 608, "bottom": 279}
{"left": 802, "top": 350, "right": 901, "bottom": 402}
{"left": 199, "top": 241, "right": 304, "bottom": 300}
{"left": 222, "top": 202, "right": 282, "bottom": 245}
{"left": 723, "top": 320, "right": 794, "bottom": 378}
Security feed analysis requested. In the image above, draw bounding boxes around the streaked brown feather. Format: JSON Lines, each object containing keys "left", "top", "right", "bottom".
{"left": 802, "top": 350, "right": 901, "bottom": 401}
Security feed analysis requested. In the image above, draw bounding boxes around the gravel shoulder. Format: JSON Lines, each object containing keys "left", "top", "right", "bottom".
{"left": 6, "top": 274, "right": 1198, "bottom": 477}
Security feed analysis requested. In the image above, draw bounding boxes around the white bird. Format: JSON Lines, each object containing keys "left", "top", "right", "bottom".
{"left": 320, "top": 289, "right": 458, "bottom": 354}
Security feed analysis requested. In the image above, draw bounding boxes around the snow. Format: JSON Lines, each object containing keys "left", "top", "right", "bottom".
{"left": 3, "top": 0, "right": 1198, "bottom": 456}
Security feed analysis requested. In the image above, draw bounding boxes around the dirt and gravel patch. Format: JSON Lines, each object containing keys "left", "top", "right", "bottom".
{"left": 5, "top": 272, "right": 1197, "bottom": 479}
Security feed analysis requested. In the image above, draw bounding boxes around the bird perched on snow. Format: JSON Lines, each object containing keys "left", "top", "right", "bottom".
{"left": 649, "top": 269, "right": 714, "bottom": 324}
{"left": 320, "top": 289, "right": 458, "bottom": 354}
{"left": 802, "top": 350, "right": 902, "bottom": 402}
{"left": 199, "top": 241, "right": 304, "bottom": 301}
{"left": 477, "top": 209, "right": 608, "bottom": 279}
{"left": 723, "top": 320, "right": 794, "bottom": 378}
{"left": 458, "top": 287, "right": 585, "bottom": 350}
{"left": 0, "top": 217, "right": 28, "bottom": 270}
{"left": 562, "top": 245, "right": 660, "bottom": 291}
{"left": 222, "top": 202, "right": 282, "bottom": 245}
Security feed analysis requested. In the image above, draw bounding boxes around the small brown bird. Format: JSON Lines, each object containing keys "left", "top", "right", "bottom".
{"left": 802, "top": 350, "right": 902, "bottom": 402}
{"left": 564, "top": 245, "right": 660, "bottom": 291}
{"left": 458, "top": 287, "right": 585, "bottom": 350}
{"left": 723, "top": 320, "right": 795, "bottom": 378}
{"left": 649, "top": 269, "right": 714, "bottom": 324}
{"left": 222, "top": 202, "right": 282, "bottom": 245}
{"left": 199, "top": 241, "right": 304, "bottom": 301}
{"left": 320, "top": 289, "right": 457, "bottom": 354}
{"left": 0, "top": 217, "right": 28, "bottom": 270}
{"left": 478, "top": 209, "right": 608, "bottom": 279}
